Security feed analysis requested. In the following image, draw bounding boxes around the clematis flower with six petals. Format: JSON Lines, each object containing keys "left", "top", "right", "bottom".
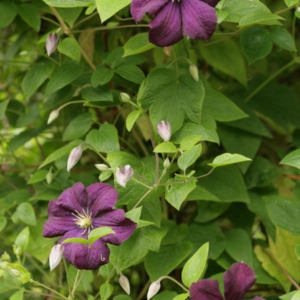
{"left": 190, "top": 262, "right": 265, "bottom": 300}
{"left": 43, "top": 182, "right": 137, "bottom": 270}
{"left": 131, "top": 0, "right": 219, "bottom": 47}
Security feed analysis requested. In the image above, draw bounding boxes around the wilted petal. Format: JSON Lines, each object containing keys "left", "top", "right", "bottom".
{"left": 59, "top": 229, "right": 110, "bottom": 270}
{"left": 149, "top": 2, "right": 183, "bottom": 47}
{"left": 224, "top": 262, "right": 256, "bottom": 300}
{"left": 190, "top": 279, "right": 223, "bottom": 300}
{"left": 181, "top": 0, "right": 217, "bottom": 41}
{"left": 131, "top": 0, "right": 169, "bottom": 22}
{"left": 93, "top": 209, "right": 137, "bottom": 245}
{"left": 86, "top": 183, "right": 118, "bottom": 216}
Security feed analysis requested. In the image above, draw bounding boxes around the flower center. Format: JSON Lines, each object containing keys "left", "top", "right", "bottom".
{"left": 72, "top": 209, "right": 93, "bottom": 234}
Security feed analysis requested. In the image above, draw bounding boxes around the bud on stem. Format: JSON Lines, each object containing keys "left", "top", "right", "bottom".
{"left": 119, "top": 274, "right": 130, "bottom": 295}
{"left": 147, "top": 280, "right": 161, "bottom": 300}
{"left": 157, "top": 121, "right": 172, "bottom": 142}
{"left": 49, "top": 244, "right": 64, "bottom": 271}
{"left": 67, "top": 145, "right": 82, "bottom": 172}
{"left": 46, "top": 33, "right": 59, "bottom": 56}
{"left": 116, "top": 165, "right": 134, "bottom": 187}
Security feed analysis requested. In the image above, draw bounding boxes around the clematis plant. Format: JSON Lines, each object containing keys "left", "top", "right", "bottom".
{"left": 43, "top": 182, "right": 136, "bottom": 270}
{"left": 190, "top": 262, "right": 265, "bottom": 300}
{"left": 131, "top": 0, "right": 219, "bottom": 46}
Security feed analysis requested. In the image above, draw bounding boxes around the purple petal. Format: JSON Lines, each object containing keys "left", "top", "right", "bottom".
{"left": 224, "top": 262, "right": 256, "bottom": 300}
{"left": 190, "top": 279, "right": 223, "bottom": 300}
{"left": 43, "top": 200, "right": 77, "bottom": 238}
{"left": 86, "top": 183, "right": 118, "bottom": 217}
{"left": 149, "top": 2, "right": 183, "bottom": 47}
{"left": 59, "top": 229, "right": 110, "bottom": 270}
{"left": 93, "top": 209, "right": 137, "bottom": 245}
{"left": 181, "top": 0, "right": 217, "bottom": 41}
{"left": 130, "top": 0, "right": 169, "bottom": 22}
{"left": 55, "top": 182, "right": 88, "bottom": 213}
{"left": 201, "top": 0, "right": 220, "bottom": 7}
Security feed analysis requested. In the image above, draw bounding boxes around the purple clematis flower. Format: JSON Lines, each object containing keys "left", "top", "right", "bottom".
{"left": 43, "top": 182, "right": 137, "bottom": 270}
{"left": 190, "top": 262, "right": 265, "bottom": 300}
{"left": 131, "top": 0, "right": 219, "bottom": 47}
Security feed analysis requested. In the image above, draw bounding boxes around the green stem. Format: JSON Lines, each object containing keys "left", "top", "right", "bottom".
{"left": 158, "top": 275, "right": 189, "bottom": 293}
{"left": 71, "top": 270, "right": 80, "bottom": 297}
{"left": 244, "top": 59, "right": 296, "bottom": 103}
{"left": 132, "top": 189, "right": 153, "bottom": 209}
{"left": 131, "top": 177, "right": 153, "bottom": 190}
{"left": 73, "top": 270, "right": 86, "bottom": 293}
{"left": 72, "top": 12, "right": 98, "bottom": 29}
{"left": 56, "top": 100, "right": 87, "bottom": 112}
{"left": 63, "top": 258, "right": 71, "bottom": 296}
{"left": 30, "top": 279, "right": 68, "bottom": 300}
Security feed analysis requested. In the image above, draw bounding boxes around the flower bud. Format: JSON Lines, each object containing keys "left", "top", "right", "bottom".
{"left": 189, "top": 64, "right": 199, "bottom": 82}
{"left": 46, "top": 33, "right": 59, "bottom": 56}
{"left": 163, "top": 158, "right": 170, "bottom": 169}
{"left": 147, "top": 280, "right": 161, "bottom": 300}
{"left": 120, "top": 93, "right": 131, "bottom": 103}
{"left": 9, "top": 268, "right": 20, "bottom": 277}
{"left": 67, "top": 146, "right": 82, "bottom": 172}
{"left": 119, "top": 274, "right": 130, "bottom": 295}
{"left": 95, "top": 164, "right": 109, "bottom": 171}
{"left": 157, "top": 121, "right": 172, "bottom": 142}
{"left": 46, "top": 168, "right": 53, "bottom": 184}
{"left": 47, "top": 110, "right": 59, "bottom": 124}
{"left": 49, "top": 244, "right": 64, "bottom": 271}
{"left": 116, "top": 165, "right": 133, "bottom": 187}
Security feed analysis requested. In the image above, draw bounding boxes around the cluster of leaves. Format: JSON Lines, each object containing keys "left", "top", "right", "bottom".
{"left": 1, "top": 0, "right": 300, "bottom": 299}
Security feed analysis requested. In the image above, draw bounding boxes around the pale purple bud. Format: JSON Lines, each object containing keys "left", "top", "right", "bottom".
{"left": 46, "top": 33, "right": 59, "bottom": 56}
{"left": 47, "top": 109, "right": 59, "bottom": 124}
{"left": 189, "top": 64, "right": 199, "bottom": 82}
{"left": 67, "top": 146, "right": 82, "bottom": 172}
{"left": 147, "top": 280, "right": 161, "bottom": 300}
{"left": 49, "top": 244, "right": 64, "bottom": 271}
{"left": 119, "top": 274, "right": 130, "bottom": 295}
{"left": 95, "top": 164, "right": 109, "bottom": 171}
{"left": 116, "top": 165, "right": 133, "bottom": 187}
{"left": 157, "top": 121, "right": 171, "bottom": 142}
{"left": 120, "top": 93, "right": 130, "bottom": 103}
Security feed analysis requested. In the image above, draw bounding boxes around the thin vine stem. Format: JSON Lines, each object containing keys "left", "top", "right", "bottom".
{"left": 30, "top": 280, "right": 68, "bottom": 300}
{"left": 158, "top": 275, "right": 189, "bottom": 293}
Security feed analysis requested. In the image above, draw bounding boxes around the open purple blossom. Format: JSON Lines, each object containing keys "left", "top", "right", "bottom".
{"left": 190, "top": 262, "right": 265, "bottom": 300}
{"left": 131, "top": 0, "right": 219, "bottom": 47}
{"left": 43, "top": 182, "right": 137, "bottom": 270}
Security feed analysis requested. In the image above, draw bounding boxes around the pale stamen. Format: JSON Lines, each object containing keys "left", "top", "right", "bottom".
{"left": 72, "top": 208, "right": 93, "bottom": 234}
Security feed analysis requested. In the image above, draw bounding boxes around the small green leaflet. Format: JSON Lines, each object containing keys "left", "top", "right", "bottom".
{"left": 280, "top": 149, "right": 300, "bottom": 170}
{"left": 123, "top": 33, "right": 155, "bottom": 57}
{"left": 154, "top": 142, "right": 177, "bottom": 153}
{"left": 208, "top": 153, "right": 251, "bottom": 168}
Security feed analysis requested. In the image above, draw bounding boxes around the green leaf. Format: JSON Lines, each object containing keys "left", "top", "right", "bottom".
{"left": 6, "top": 263, "right": 31, "bottom": 284}
{"left": 81, "top": 85, "right": 113, "bottom": 102}
{"left": 208, "top": 153, "right": 251, "bottom": 168}
{"left": 91, "top": 67, "right": 114, "bottom": 87}
{"left": 57, "top": 38, "right": 81, "bottom": 62}
{"left": 280, "top": 292, "right": 298, "bottom": 300}
{"left": 241, "top": 26, "right": 273, "bottom": 64}
{"left": 292, "top": 291, "right": 300, "bottom": 300}
{"left": 62, "top": 237, "right": 88, "bottom": 245}
{"left": 22, "top": 61, "right": 56, "bottom": 99}
{"left": 9, "top": 288, "right": 24, "bottom": 300}
{"left": 280, "top": 149, "right": 300, "bottom": 169}
{"left": 85, "top": 124, "right": 119, "bottom": 153}
{"left": 154, "top": 142, "right": 177, "bottom": 153}
{"left": 88, "top": 227, "right": 115, "bottom": 244}
{"left": 180, "top": 136, "right": 201, "bottom": 151}
{"left": 39, "top": 139, "right": 82, "bottom": 169}
{"left": 56, "top": 7, "right": 83, "bottom": 26}
{"left": 172, "top": 294, "right": 189, "bottom": 300}
{"left": 284, "top": 0, "right": 298, "bottom": 7}
{"left": 18, "top": 4, "right": 41, "bottom": 32}
{"left": 126, "top": 110, "right": 142, "bottom": 132}
{"left": 15, "top": 227, "right": 30, "bottom": 252}
{"left": 165, "top": 177, "right": 197, "bottom": 210}
{"left": 0, "top": 0, "right": 17, "bottom": 29}
{"left": 126, "top": 207, "right": 142, "bottom": 223}
{"left": 96, "top": 0, "right": 131, "bottom": 22}
{"left": 63, "top": 112, "right": 93, "bottom": 141}
{"left": 99, "top": 170, "right": 113, "bottom": 182}
{"left": 0, "top": 100, "right": 9, "bottom": 119}
{"left": 0, "top": 215, "right": 7, "bottom": 232}
{"left": 266, "top": 196, "right": 300, "bottom": 235}
{"left": 115, "top": 64, "right": 145, "bottom": 84}
{"left": 200, "top": 39, "right": 247, "bottom": 86}
{"left": 12, "top": 203, "right": 36, "bottom": 226}
{"left": 295, "top": 245, "right": 300, "bottom": 260}
{"left": 182, "top": 242, "right": 209, "bottom": 288}
{"left": 0, "top": 189, "right": 31, "bottom": 212}
{"left": 145, "top": 241, "right": 193, "bottom": 281}
{"left": 239, "top": 12, "right": 283, "bottom": 28}
{"left": 270, "top": 26, "right": 297, "bottom": 52}
{"left": 43, "top": 0, "right": 94, "bottom": 7}
{"left": 27, "top": 170, "right": 48, "bottom": 184}
{"left": 46, "top": 61, "right": 84, "bottom": 96}
{"left": 178, "top": 144, "right": 202, "bottom": 171}
{"left": 123, "top": 33, "right": 155, "bottom": 57}
{"left": 100, "top": 283, "right": 114, "bottom": 300}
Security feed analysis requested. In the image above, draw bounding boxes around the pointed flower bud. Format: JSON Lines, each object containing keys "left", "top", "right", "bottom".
{"left": 46, "top": 33, "right": 59, "bottom": 56}
{"left": 67, "top": 146, "right": 82, "bottom": 172}
{"left": 119, "top": 274, "right": 130, "bottom": 295}
{"left": 47, "top": 109, "right": 59, "bottom": 124}
{"left": 147, "top": 280, "right": 161, "bottom": 300}
{"left": 116, "top": 165, "right": 133, "bottom": 187}
{"left": 49, "top": 244, "right": 64, "bottom": 271}
{"left": 163, "top": 158, "right": 170, "bottom": 169}
{"left": 46, "top": 168, "right": 53, "bottom": 184}
{"left": 120, "top": 93, "right": 130, "bottom": 103}
{"left": 157, "top": 121, "right": 171, "bottom": 142}
{"left": 189, "top": 64, "right": 199, "bottom": 82}
{"left": 95, "top": 164, "right": 109, "bottom": 171}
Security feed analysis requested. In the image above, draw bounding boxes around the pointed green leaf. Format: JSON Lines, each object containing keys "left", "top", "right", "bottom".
{"left": 62, "top": 238, "right": 88, "bottom": 245}
{"left": 208, "top": 153, "right": 251, "bottom": 168}
{"left": 18, "top": 4, "right": 41, "bottom": 32}
{"left": 178, "top": 144, "right": 202, "bottom": 171}
{"left": 123, "top": 33, "right": 156, "bottom": 57}
{"left": 172, "top": 294, "right": 189, "bottom": 300}
{"left": 91, "top": 67, "right": 114, "bottom": 87}
{"left": 43, "top": 0, "right": 94, "bottom": 7}
{"left": 57, "top": 38, "right": 81, "bottom": 62}
{"left": 126, "top": 110, "right": 142, "bottom": 132}
{"left": 154, "top": 142, "right": 177, "bottom": 153}
{"left": 0, "top": 1, "right": 17, "bottom": 29}
{"left": 280, "top": 149, "right": 300, "bottom": 170}
{"left": 88, "top": 227, "right": 115, "bottom": 245}
{"left": 96, "top": 0, "right": 131, "bottom": 22}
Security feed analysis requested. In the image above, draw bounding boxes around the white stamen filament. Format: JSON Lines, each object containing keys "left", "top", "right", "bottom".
{"left": 72, "top": 209, "right": 93, "bottom": 234}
